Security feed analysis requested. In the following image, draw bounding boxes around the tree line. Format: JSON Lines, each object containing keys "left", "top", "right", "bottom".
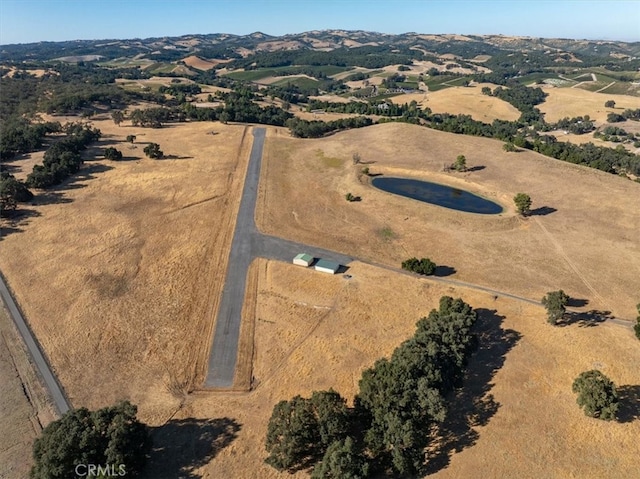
{"left": 25, "top": 122, "right": 101, "bottom": 188}
{"left": 265, "top": 296, "right": 479, "bottom": 477}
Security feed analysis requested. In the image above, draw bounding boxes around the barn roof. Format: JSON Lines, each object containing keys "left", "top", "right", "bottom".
{"left": 315, "top": 259, "right": 340, "bottom": 271}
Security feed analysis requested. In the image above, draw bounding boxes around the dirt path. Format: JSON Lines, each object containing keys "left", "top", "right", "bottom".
{"left": 533, "top": 217, "right": 610, "bottom": 310}
{"left": 594, "top": 81, "right": 616, "bottom": 93}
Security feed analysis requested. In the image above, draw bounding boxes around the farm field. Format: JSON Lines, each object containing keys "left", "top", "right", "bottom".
{"left": 389, "top": 83, "right": 521, "bottom": 122}
{"left": 538, "top": 86, "right": 640, "bottom": 123}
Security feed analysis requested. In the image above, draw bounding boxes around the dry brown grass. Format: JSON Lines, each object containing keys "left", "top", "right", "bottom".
{"left": 181, "top": 55, "right": 228, "bottom": 71}
{"left": 181, "top": 259, "right": 640, "bottom": 479}
{"left": 539, "top": 86, "right": 640, "bottom": 123}
{"left": 0, "top": 305, "right": 56, "bottom": 479}
{"left": 2, "top": 113, "right": 639, "bottom": 479}
{"left": 0, "top": 118, "right": 252, "bottom": 425}
{"left": 390, "top": 84, "right": 521, "bottom": 122}
{"left": 257, "top": 123, "right": 640, "bottom": 320}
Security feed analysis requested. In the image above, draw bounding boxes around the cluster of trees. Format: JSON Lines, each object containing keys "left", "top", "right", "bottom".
{"left": 31, "top": 401, "right": 151, "bottom": 478}
{"left": 25, "top": 122, "right": 101, "bottom": 188}
{"left": 490, "top": 84, "right": 547, "bottom": 122}
{"left": 129, "top": 107, "right": 182, "bottom": 128}
{"left": 286, "top": 116, "right": 373, "bottom": 138}
{"left": 594, "top": 125, "right": 639, "bottom": 145}
{"left": 635, "top": 304, "right": 640, "bottom": 340}
{"left": 229, "top": 45, "right": 419, "bottom": 70}
{"left": 529, "top": 136, "right": 640, "bottom": 176}
{"left": 143, "top": 143, "right": 163, "bottom": 159}
{"left": 158, "top": 82, "right": 202, "bottom": 97}
{"left": 0, "top": 172, "right": 33, "bottom": 216}
{"left": 306, "top": 99, "right": 418, "bottom": 118}
{"left": 0, "top": 118, "right": 61, "bottom": 160}
{"left": 553, "top": 116, "right": 595, "bottom": 135}
{"left": 401, "top": 257, "right": 437, "bottom": 275}
{"left": 265, "top": 296, "right": 479, "bottom": 477}
{"left": 606, "top": 108, "right": 640, "bottom": 123}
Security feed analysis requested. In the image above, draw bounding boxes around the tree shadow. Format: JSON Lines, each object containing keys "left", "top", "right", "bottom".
{"left": 529, "top": 206, "right": 557, "bottom": 216}
{"left": 144, "top": 417, "right": 241, "bottom": 479}
{"left": 466, "top": 165, "right": 485, "bottom": 172}
{"left": 566, "top": 298, "right": 589, "bottom": 308}
{"left": 616, "top": 385, "right": 640, "bottom": 423}
{"left": 32, "top": 192, "right": 73, "bottom": 205}
{"left": 54, "top": 163, "right": 114, "bottom": 190}
{"left": 0, "top": 208, "right": 41, "bottom": 240}
{"left": 433, "top": 265, "right": 456, "bottom": 277}
{"left": 158, "top": 155, "right": 194, "bottom": 160}
{"left": 423, "top": 309, "right": 521, "bottom": 475}
{"left": 560, "top": 309, "right": 612, "bottom": 327}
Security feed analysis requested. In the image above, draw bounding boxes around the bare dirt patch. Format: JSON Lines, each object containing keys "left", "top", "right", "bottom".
{"left": 389, "top": 83, "right": 521, "bottom": 122}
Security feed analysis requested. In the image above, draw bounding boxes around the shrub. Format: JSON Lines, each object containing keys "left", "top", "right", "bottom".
{"left": 143, "top": 143, "right": 163, "bottom": 159}
{"left": 401, "top": 257, "right": 436, "bottom": 275}
{"left": 104, "top": 147, "right": 123, "bottom": 161}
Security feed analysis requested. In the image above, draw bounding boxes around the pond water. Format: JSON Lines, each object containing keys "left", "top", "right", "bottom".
{"left": 372, "top": 177, "right": 503, "bottom": 214}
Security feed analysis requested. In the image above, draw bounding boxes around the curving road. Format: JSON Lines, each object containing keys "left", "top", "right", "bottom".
{"left": 0, "top": 272, "right": 70, "bottom": 415}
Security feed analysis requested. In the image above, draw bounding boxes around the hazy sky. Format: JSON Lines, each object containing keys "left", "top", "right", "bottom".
{"left": 1, "top": 0, "right": 638, "bottom": 45}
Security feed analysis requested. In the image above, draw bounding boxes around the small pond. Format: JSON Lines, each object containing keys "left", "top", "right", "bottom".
{"left": 372, "top": 177, "right": 503, "bottom": 214}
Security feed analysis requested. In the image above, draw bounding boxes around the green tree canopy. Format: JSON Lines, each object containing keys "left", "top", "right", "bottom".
{"left": 634, "top": 303, "right": 640, "bottom": 340}
{"left": 572, "top": 370, "right": 618, "bottom": 420}
{"left": 454, "top": 154, "right": 467, "bottom": 172}
{"left": 104, "top": 147, "right": 123, "bottom": 161}
{"left": 31, "top": 401, "right": 151, "bottom": 479}
{"left": 265, "top": 389, "right": 351, "bottom": 473}
{"left": 541, "top": 290, "right": 569, "bottom": 325}
{"left": 401, "top": 257, "right": 436, "bottom": 276}
{"left": 513, "top": 193, "right": 532, "bottom": 216}
{"left": 311, "top": 437, "right": 368, "bottom": 479}
{"left": 143, "top": 143, "right": 163, "bottom": 159}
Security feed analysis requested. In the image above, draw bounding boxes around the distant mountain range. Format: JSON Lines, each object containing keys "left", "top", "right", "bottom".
{"left": 2, "top": 30, "right": 639, "bottom": 64}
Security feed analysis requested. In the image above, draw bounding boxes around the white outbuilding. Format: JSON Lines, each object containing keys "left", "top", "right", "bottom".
{"left": 293, "top": 253, "right": 314, "bottom": 267}
{"left": 314, "top": 259, "right": 340, "bottom": 274}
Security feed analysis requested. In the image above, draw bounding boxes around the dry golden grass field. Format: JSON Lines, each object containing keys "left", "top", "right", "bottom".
{"left": 539, "top": 86, "right": 640, "bottom": 123}
{"left": 389, "top": 83, "right": 521, "bottom": 122}
{"left": 1, "top": 116, "right": 639, "bottom": 478}
{"left": 0, "top": 118, "right": 252, "bottom": 426}
{"left": 0, "top": 304, "right": 56, "bottom": 479}
{"left": 257, "top": 123, "right": 640, "bottom": 319}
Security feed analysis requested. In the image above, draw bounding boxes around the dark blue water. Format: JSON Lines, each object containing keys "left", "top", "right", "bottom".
{"left": 372, "top": 177, "right": 503, "bottom": 214}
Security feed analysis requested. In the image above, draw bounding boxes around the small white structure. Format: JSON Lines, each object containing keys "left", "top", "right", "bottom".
{"left": 314, "top": 259, "right": 340, "bottom": 275}
{"left": 293, "top": 253, "right": 314, "bottom": 267}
